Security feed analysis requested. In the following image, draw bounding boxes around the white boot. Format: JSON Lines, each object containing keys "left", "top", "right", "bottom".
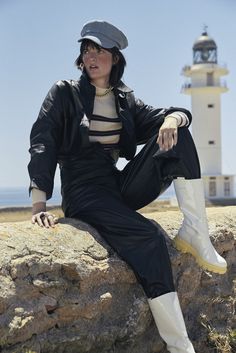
{"left": 173, "top": 178, "right": 227, "bottom": 274}
{"left": 148, "top": 292, "right": 195, "bottom": 353}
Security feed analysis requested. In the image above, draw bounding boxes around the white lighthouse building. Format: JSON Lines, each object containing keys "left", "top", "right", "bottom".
{"left": 182, "top": 29, "right": 235, "bottom": 201}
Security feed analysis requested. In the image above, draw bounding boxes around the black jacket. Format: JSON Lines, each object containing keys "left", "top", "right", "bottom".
{"left": 28, "top": 73, "right": 192, "bottom": 199}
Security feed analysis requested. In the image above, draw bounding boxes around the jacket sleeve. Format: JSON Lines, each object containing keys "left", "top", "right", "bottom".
{"left": 28, "top": 82, "right": 65, "bottom": 200}
{"left": 133, "top": 97, "right": 192, "bottom": 145}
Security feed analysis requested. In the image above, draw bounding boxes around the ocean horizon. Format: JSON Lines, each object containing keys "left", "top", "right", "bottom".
{"left": 0, "top": 186, "right": 62, "bottom": 209}
{"left": 0, "top": 185, "right": 175, "bottom": 209}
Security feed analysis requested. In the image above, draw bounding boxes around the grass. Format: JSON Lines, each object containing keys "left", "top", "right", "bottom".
{"left": 200, "top": 314, "right": 235, "bottom": 353}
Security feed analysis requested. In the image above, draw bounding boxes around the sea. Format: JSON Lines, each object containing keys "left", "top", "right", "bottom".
{"left": 0, "top": 185, "right": 175, "bottom": 209}
{"left": 0, "top": 186, "right": 62, "bottom": 209}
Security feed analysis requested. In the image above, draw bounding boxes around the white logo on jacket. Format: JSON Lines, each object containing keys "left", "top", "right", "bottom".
{"left": 80, "top": 114, "right": 90, "bottom": 128}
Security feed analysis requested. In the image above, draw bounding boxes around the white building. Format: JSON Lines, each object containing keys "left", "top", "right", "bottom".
{"left": 182, "top": 29, "right": 235, "bottom": 200}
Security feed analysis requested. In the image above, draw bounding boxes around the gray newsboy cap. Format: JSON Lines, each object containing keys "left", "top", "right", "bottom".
{"left": 78, "top": 20, "right": 128, "bottom": 50}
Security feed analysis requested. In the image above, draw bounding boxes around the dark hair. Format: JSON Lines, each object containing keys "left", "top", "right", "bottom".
{"left": 75, "top": 39, "right": 126, "bottom": 87}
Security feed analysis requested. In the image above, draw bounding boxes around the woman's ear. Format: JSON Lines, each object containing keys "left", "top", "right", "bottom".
{"left": 80, "top": 63, "right": 84, "bottom": 71}
{"left": 113, "top": 54, "right": 119, "bottom": 65}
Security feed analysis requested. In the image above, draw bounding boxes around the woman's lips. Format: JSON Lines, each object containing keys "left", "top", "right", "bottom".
{"left": 89, "top": 65, "right": 98, "bottom": 70}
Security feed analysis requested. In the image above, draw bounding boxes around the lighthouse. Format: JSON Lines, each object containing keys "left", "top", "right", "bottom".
{"left": 182, "top": 28, "right": 235, "bottom": 200}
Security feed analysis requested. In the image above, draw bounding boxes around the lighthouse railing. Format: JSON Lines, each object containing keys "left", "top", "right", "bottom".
{"left": 181, "top": 80, "right": 228, "bottom": 91}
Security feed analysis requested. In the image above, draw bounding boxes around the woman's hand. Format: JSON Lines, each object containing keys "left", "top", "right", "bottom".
{"left": 32, "top": 211, "right": 58, "bottom": 228}
{"left": 156, "top": 116, "right": 178, "bottom": 151}
{"left": 31, "top": 202, "right": 58, "bottom": 228}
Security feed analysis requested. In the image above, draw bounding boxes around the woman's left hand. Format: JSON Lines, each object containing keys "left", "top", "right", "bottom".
{"left": 156, "top": 116, "right": 178, "bottom": 151}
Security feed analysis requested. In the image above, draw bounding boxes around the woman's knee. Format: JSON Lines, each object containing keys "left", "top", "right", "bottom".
{"left": 176, "top": 127, "right": 197, "bottom": 153}
{"left": 173, "top": 128, "right": 201, "bottom": 178}
{"left": 143, "top": 222, "right": 169, "bottom": 250}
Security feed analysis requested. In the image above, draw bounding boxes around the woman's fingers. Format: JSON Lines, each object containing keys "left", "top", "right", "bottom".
{"left": 173, "top": 129, "right": 178, "bottom": 146}
{"left": 157, "top": 128, "right": 178, "bottom": 151}
{"left": 157, "top": 116, "right": 179, "bottom": 151}
{"left": 33, "top": 213, "right": 44, "bottom": 227}
{"left": 43, "top": 215, "right": 50, "bottom": 228}
{"left": 48, "top": 214, "right": 58, "bottom": 228}
{"left": 31, "top": 212, "right": 58, "bottom": 228}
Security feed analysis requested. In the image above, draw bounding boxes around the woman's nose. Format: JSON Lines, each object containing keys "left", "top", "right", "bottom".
{"left": 88, "top": 52, "right": 97, "bottom": 61}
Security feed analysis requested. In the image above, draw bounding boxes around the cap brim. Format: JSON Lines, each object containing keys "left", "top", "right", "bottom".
{"left": 77, "top": 35, "right": 117, "bottom": 49}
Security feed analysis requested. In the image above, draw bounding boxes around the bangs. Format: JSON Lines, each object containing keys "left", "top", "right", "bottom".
{"left": 80, "top": 39, "right": 104, "bottom": 52}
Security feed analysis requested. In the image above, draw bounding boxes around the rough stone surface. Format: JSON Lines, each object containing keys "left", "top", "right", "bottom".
{"left": 0, "top": 206, "right": 235, "bottom": 353}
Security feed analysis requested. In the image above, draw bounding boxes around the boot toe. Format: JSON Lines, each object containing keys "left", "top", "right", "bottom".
{"left": 197, "top": 255, "right": 227, "bottom": 274}
{"left": 174, "top": 236, "right": 227, "bottom": 274}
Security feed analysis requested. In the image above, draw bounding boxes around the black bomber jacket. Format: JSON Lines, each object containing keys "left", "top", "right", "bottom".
{"left": 28, "top": 73, "right": 192, "bottom": 200}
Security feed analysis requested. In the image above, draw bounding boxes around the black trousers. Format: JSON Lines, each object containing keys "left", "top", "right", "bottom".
{"left": 61, "top": 128, "right": 201, "bottom": 299}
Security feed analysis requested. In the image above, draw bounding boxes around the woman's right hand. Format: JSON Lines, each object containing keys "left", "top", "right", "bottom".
{"left": 31, "top": 202, "right": 58, "bottom": 228}
{"left": 157, "top": 116, "right": 178, "bottom": 151}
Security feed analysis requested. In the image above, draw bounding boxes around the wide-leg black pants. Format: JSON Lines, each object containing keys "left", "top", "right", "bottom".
{"left": 60, "top": 128, "right": 201, "bottom": 299}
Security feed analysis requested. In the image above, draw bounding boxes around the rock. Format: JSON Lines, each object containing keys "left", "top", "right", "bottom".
{"left": 0, "top": 206, "right": 235, "bottom": 353}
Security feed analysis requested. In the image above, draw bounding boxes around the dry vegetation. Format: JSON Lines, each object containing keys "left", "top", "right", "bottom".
{"left": 0, "top": 206, "right": 63, "bottom": 223}
{"left": 200, "top": 314, "right": 236, "bottom": 353}
{"left": 0, "top": 201, "right": 179, "bottom": 223}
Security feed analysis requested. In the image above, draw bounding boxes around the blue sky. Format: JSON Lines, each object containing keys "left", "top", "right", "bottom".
{"left": 1, "top": 0, "right": 236, "bottom": 188}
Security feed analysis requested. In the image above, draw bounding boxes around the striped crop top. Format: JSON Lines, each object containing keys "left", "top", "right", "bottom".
{"left": 88, "top": 86, "right": 122, "bottom": 161}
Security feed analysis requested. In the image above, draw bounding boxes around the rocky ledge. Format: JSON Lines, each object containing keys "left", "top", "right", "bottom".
{"left": 0, "top": 206, "right": 235, "bottom": 353}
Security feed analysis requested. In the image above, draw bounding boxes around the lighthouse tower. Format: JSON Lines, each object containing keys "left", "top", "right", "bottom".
{"left": 182, "top": 29, "right": 235, "bottom": 200}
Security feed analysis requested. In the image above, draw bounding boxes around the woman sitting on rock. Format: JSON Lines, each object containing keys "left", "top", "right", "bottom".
{"left": 28, "top": 20, "right": 227, "bottom": 353}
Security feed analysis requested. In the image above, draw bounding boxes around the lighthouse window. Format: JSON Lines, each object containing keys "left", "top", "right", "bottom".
{"left": 209, "top": 180, "right": 216, "bottom": 197}
{"left": 208, "top": 140, "right": 215, "bottom": 145}
{"left": 207, "top": 73, "right": 214, "bottom": 86}
{"left": 224, "top": 181, "right": 230, "bottom": 196}
{"left": 208, "top": 104, "right": 214, "bottom": 108}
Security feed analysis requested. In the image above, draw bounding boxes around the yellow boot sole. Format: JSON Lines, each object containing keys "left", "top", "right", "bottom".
{"left": 173, "top": 236, "right": 227, "bottom": 275}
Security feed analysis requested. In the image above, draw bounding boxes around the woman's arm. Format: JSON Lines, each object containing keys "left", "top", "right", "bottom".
{"left": 28, "top": 82, "right": 65, "bottom": 227}
{"left": 31, "top": 189, "right": 58, "bottom": 228}
{"left": 28, "top": 82, "right": 65, "bottom": 200}
{"left": 133, "top": 97, "right": 192, "bottom": 145}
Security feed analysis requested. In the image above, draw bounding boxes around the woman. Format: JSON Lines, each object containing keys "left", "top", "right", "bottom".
{"left": 28, "top": 20, "right": 227, "bottom": 353}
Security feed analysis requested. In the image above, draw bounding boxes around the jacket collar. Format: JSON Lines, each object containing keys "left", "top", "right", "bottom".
{"left": 78, "top": 72, "right": 133, "bottom": 94}
{"left": 115, "top": 81, "right": 133, "bottom": 94}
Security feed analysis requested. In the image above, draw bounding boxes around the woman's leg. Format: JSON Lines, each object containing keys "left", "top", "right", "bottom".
{"left": 119, "top": 133, "right": 178, "bottom": 210}
{"left": 67, "top": 184, "right": 175, "bottom": 299}
{"left": 120, "top": 128, "right": 227, "bottom": 274}
{"left": 148, "top": 292, "right": 195, "bottom": 353}
{"left": 168, "top": 129, "right": 227, "bottom": 274}
{"left": 68, "top": 185, "right": 195, "bottom": 352}
{"left": 118, "top": 132, "right": 196, "bottom": 352}
{"left": 173, "top": 177, "right": 227, "bottom": 274}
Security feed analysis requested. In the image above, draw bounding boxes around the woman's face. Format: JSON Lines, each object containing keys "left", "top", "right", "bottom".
{"left": 82, "top": 44, "right": 114, "bottom": 87}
